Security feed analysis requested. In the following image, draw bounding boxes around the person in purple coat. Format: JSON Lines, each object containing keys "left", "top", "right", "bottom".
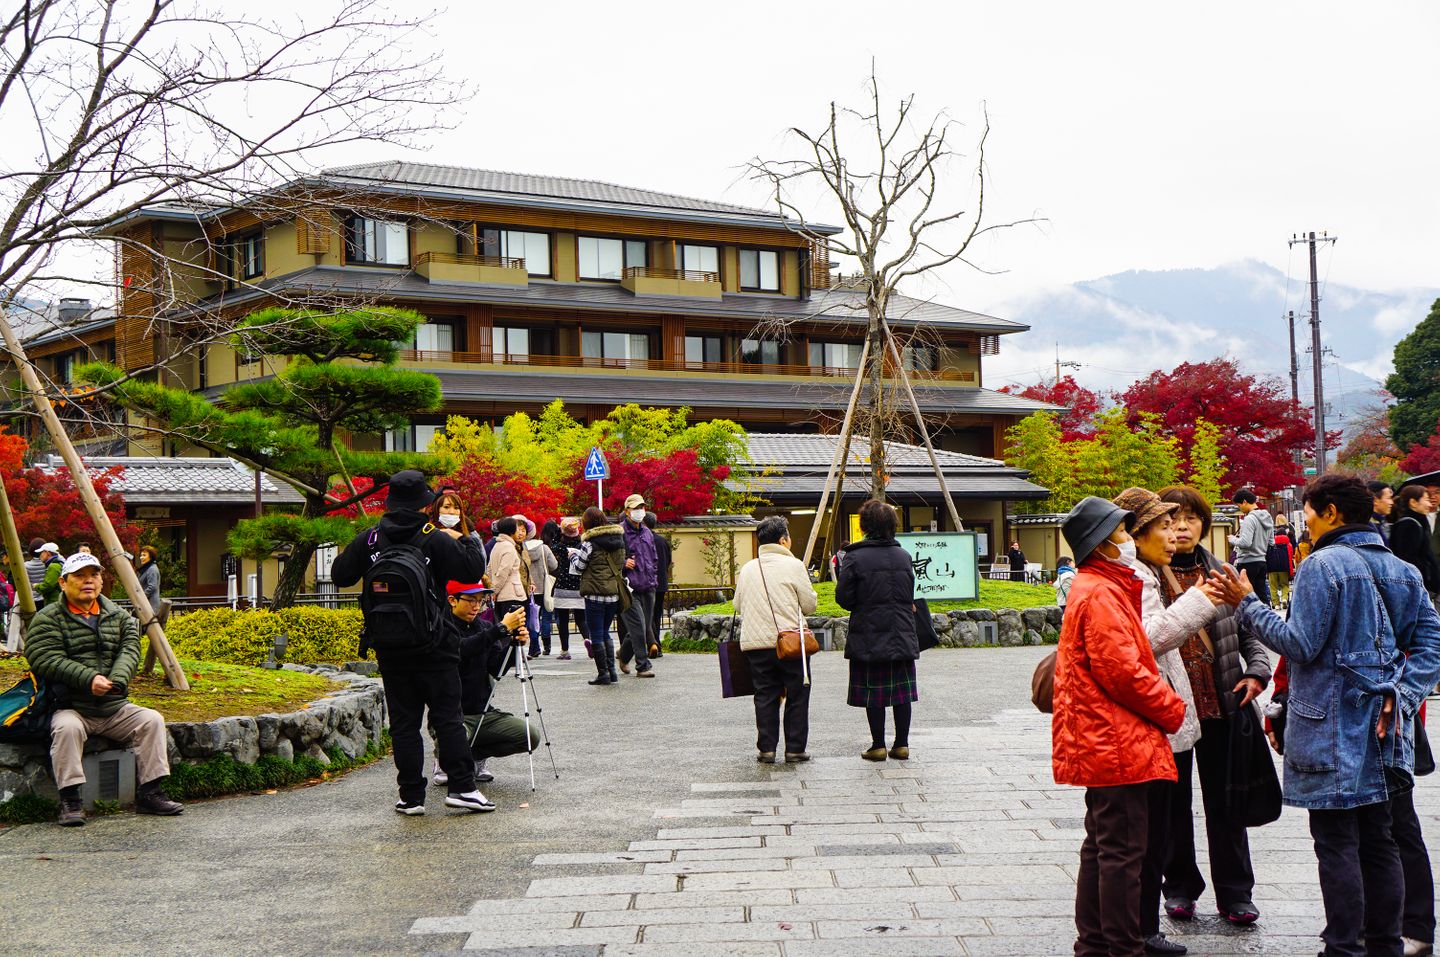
{"left": 616, "top": 493, "right": 657, "bottom": 677}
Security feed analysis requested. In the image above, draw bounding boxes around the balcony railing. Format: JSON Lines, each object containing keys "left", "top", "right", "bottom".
{"left": 416, "top": 251, "right": 526, "bottom": 270}
{"left": 398, "top": 350, "right": 965, "bottom": 382}
{"left": 621, "top": 266, "right": 720, "bottom": 284}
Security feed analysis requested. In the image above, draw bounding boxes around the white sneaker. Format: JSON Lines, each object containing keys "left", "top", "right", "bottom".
{"left": 445, "top": 790, "right": 496, "bottom": 813}
{"left": 475, "top": 758, "right": 494, "bottom": 783}
{"left": 1403, "top": 938, "right": 1433, "bottom": 957}
{"left": 394, "top": 799, "right": 425, "bottom": 816}
{"left": 432, "top": 761, "right": 448, "bottom": 787}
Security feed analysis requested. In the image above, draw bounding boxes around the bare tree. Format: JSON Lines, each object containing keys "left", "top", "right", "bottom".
{"left": 748, "top": 70, "right": 1040, "bottom": 559}
{"left": 0, "top": 0, "right": 464, "bottom": 687}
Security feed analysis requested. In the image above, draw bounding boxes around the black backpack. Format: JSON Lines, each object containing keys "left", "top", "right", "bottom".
{"left": 358, "top": 524, "right": 441, "bottom": 658}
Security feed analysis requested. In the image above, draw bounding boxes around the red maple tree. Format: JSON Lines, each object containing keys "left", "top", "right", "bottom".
{"left": 1118, "top": 358, "right": 1322, "bottom": 495}
{"left": 1000, "top": 375, "right": 1102, "bottom": 440}
{"left": 563, "top": 446, "right": 728, "bottom": 521}
{"left": 0, "top": 429, "right": 139, "bottom": 556}
{"left": 1400, "top": 424, "right": 1440, "bottom": 476}
{"left": 441, "top": 459, "right": 570, "bottom": 533}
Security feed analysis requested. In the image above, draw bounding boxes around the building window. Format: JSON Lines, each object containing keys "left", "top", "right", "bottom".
{"left": 740, "top": 338, "right": 781, "bottom": 366}
{"left": 902, "top": 344, "right": 938, "bottom": 372}
{"left": 55, "top": 352, "right": 76, "bottom": 383}
{"left": 678, "top": 244, "right": 719, "bottom": 275}
{"left": 345, "top": 217, "right": 409, "bottom": 266}
{"left": 808, "top": 341, "right": 863, "bottom": 370}
{"left": 738, "top": 249, "right": 780, "bottom": 291}
{"left": 385, "top": 423, "right": 443, "bottom": 453}
{"left": 493, "top": 326, "right": 530, "bottom": 360}
{"left": 413, "top": 322, "right": 455, "bottom": 353}
{"left": 583, "top": 331, "right": 650, "bottom": 363}
{"left": 578, "top": 236, "right": 647, "bottom": 280}
{"left": 480, "top": 228, "right": 550, "bottom": 277}
{"left": 685, "top": 334, "right": 721, "bottom": 366}
{"left": 234, "top": 232, "right": 264, "bottom": 279}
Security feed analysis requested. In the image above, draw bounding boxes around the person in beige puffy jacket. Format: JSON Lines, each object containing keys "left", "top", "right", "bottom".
{"left": 733, "top": 517, "right": 818, "bottom": 764}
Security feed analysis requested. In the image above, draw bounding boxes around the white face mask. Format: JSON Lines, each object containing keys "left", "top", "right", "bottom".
{"left": 438, "top": 514, "right": 460, "bottom": 528}
{"left": 1105, "top": 539, "right": 1138, "bottom": 568}
{"left": 629, "top": 509, "right": 646, "bottom": 524}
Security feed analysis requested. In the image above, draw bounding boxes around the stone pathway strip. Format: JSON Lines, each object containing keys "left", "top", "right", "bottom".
{"left": 410, "top": 707, "right": 1440, "bottom": 956}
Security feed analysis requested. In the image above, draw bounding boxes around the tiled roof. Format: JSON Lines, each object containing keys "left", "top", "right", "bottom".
{"left": 424, "top": 369, "right": 1058, "bottom": 417}
{"left": 40, "top": 455, "right": 305, "bottom": 506}
{"left": 749, "top": 471, "right": 1050, "bottom": 501}
{"left": 321, "top": 162, "right": 777, "bottom": 218}
{"left": 173, "top": 266, "right": 1029, "bottom": 335}
{"left": 746, "top": 433, "right": 1006, "bottom": 470}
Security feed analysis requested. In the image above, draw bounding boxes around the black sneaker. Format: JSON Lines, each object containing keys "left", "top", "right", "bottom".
{"left": 393, "top": 799, "right": 425, "bottom": 816}
{"left": 445, "top": 790, "right": 496, "bottom": 813}
{"left": 58, "top": 796, "right": 85, "bottom": 827}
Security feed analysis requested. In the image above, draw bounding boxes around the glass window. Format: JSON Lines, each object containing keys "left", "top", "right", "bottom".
{"left": 739, "top": 249, "right": 779, "bottom": 291}
{"left": 808, "top": 341, "right": 863, "bottom": 370}
{"left": 413, "top": 322, "right": 454, "bottom": 353}
{"left": 741, "top": 338, "right": 781, "bottom": 366}
{"left": 685, "top": 335, "right": 721, "bottom": 365}
{"left": 494, "top": 326, "right": 530, "bottom": 360}
{"left": 902, "top": 344, "right": 938, "bottom": 372}
{"left": 578, "top": 237, "right": 648, "bottom": 280}
{"left": 679, "top": 244, "right": 719, "bottom": 275}
{"left": 346, "top": 217, "right": 409, "bottom": 266}
{"left": 583, "top": 331, "right": 650, "bottom": 361}
{"left": 235, "top": 233, "right": 264, "bottom": 279}
{"left": 55, "top": 352, "right": 76, "bottom": 383}
{"left": 481, "top": 229, "right": 550, "bottom": 276}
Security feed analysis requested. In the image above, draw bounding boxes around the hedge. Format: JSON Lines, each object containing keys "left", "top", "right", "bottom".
{"left": 163, "top": 606, "right": 362, "bottom": 666}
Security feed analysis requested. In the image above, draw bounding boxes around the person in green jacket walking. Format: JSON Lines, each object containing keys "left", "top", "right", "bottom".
{"left": 24, "top": 553, "right": 183, "bottom": 826}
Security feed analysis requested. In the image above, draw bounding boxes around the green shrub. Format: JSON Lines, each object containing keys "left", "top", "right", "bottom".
{"left": 161, "top": 730, "right": 391, "bottom": 801}
{"left": 0, "top": 793, "right": 57, "bottom": 826}
{"left": 664, "top": 634, "right": 718, "bottom": 654}
{"left": 165, "top": 606, "right": 363, "bottom": 666}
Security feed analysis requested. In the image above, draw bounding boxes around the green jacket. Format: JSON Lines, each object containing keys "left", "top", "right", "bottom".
{"left": 25, "top": 595, "right": 141, "bottom": 718}
{"left": 37, "top": 560, "right": 61, "bottom": 606}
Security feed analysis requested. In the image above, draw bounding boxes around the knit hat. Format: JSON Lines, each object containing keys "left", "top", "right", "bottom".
{"left": 1062, "top": 497, "right": 1137, "bottom": 564}
{"left": 385, "top": 470, "right": 434, "bottom": 512}
{"left": 1111, "top": 487, "right": 1179, "bottom": 536}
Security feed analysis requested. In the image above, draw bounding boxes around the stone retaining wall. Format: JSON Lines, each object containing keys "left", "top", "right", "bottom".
{"left": 0, "top": 664, "right": 386, "bottom": 802}
{"left": 670, "top": 606, "right": 1063, "bottom": 649}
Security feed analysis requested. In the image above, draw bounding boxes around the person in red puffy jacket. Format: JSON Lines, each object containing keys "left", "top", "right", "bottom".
{"left": 1054, "top": 497, "right": 1188, "bottom": 957}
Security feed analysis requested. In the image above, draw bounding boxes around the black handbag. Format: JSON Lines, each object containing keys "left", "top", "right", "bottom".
{"left": 1227, "top": 700, "right": 1283, "bottom": 828}
{"left": 914, "top": 598, "right": 939, "bottom": 652}
{"left": 717, "top": 610, "right": 754, "bottom": 698}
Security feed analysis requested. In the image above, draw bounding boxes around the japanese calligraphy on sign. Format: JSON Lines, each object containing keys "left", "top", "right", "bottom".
{"left": 895, "top": 532, "right": 980, "bottom": 601}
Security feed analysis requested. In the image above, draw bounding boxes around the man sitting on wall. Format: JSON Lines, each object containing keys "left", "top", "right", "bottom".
{"left": 25, "top": 553, "right": 183, "bottom": 826}
{"left": 441, "top": 581, "right": 537, "bottom": 785}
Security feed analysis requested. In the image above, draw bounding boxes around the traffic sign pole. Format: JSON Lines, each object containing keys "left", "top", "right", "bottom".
{"left": 597, "top": 477, "right": 603, "bottom": 510}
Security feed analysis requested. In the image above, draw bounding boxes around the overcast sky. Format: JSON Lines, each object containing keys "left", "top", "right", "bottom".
{"left": 361, "top": 0, "right": 1439, "bottom": 316}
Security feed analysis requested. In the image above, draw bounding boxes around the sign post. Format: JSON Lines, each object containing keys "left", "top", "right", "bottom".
{"left": 584, "top": 446, "right": 610, "bottom": 510}
{"left": 895, "top": 532, "right": 981, "bottom": 601}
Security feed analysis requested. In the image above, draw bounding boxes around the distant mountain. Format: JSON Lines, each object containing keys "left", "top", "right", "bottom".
{"left": 986, "top": 260, "right": 1440, "bottom": 438}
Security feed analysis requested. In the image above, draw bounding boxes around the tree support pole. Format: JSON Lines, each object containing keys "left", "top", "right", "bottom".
{"left": 0, "top": 319, "right": 189, "bottom": 689}
{"left": 882, "top": 322, "right": 965, "bottom": 533}
{"left": 803, "top": 337, "right": 872, "bottom": 567}
{"left": 0, "top": 469, "right": 36, "bottom": 649}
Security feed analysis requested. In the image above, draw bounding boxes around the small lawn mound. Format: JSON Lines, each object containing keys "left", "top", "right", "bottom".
{"left": 690, "top": 579, "right": 1056, "bottom": 617}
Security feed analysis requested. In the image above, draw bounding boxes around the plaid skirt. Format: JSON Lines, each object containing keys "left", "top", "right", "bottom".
{"left": 847, "top": 658, "right": 918, "bottom": 708}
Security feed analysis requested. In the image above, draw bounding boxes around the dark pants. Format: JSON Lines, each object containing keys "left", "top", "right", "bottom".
{"left": 651, "top": 585, "right": 667, "bottom": 653}
{"left": 1391, "top": 787, "right": 1435, "bottom": 944}
{"left": 617, "top": 589, "right": 654, "bottom": 671}
{"left": 376, "top": 658, "right": 475, "bottom": 804}
{"left": 1076, "top": 782, "right": 1154, "bottom": 957}
{"left": 1238, "top": 561, "right": 1271, "bottom": 605}
{"left": 553, "top": 608, "right": 586, "bottom": 652}
{"left": 1163, "top": 718, "right": 1256, "bottom": 908}
{"left": 1309, "top": 801, "right": 1404, "bottom": 957}
{"left": 1141, "top": 768, "right": 1177, "bottom": 937}
{"left": 745, "top": 648, "right": 810, "bottom": 754}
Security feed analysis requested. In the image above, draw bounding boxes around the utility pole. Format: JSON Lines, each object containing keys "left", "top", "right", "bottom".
{"left": 1286, "top": 310, "right": 1299, "bottom": 410}
{"left": 1054, "top": 342, "right": 1080, "bottom": 385}
{"left": 1288, "top": 231, "right": 1337, "bottom": 474}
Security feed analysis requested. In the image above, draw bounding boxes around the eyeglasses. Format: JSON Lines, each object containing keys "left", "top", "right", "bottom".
{"left": 453, "top": 594, "right": 482, "bottom": 604}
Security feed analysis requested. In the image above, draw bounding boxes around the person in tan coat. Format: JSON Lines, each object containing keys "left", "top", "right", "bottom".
{"left": 733, "top": 517, "right": 817, "bottom": 763}
{"left": 486, "top": 517, "right": 530, "bottom": 627}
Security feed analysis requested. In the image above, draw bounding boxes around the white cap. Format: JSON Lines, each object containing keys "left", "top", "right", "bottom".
{"left": 35, "top": 542, "right": 59, "bottom": 554}
{"left": 60, "top": 553, "right": 103, "bottom": 577}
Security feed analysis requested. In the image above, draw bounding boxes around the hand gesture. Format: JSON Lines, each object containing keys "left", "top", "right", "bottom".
{"left": 90, "top": 674, "right": 114, "bottom": 695}
{"left": 1195, "top": 578, "right": 1227, "bottom": 607}
{"left": 1209, "top": 566, "right": 1253, "bottom": 606}
{"left": 501, "top": 608, "right": 526, "bottom": 632}
{"left": 1233, "top": 677, "right": 1264, "bottom": 708}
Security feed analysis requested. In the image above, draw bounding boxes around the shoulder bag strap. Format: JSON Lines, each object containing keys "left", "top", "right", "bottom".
{"left": 1161, "top": 564, "right": 1216, "bottom": 657}
{"left": 756, "top": 553, "right": 784, "bottom": 634}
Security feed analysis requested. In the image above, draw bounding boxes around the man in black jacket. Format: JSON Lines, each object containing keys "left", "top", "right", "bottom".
{"left": 441, "top": 581, "right": 537, "bottom": 785}
{"left": 331, "top": 470, "right": 490, "bottom": 815}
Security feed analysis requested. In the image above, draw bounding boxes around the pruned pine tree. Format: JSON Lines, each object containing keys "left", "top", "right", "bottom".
{"left": 78, "top": 307, "right": 442, "bottom": 608}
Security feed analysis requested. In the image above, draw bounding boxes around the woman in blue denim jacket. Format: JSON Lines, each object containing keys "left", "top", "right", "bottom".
{"left": 1215, "top": 474, "right": 1440, "bottom": 957}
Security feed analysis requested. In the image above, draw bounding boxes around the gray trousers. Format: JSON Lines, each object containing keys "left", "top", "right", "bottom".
{"left": 618, "top": 590, "right": 654, "bottom": 671}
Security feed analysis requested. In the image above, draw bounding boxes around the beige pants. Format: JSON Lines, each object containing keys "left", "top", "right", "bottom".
{"left": 50, "top": 703, "right": 170, "bottom": 790}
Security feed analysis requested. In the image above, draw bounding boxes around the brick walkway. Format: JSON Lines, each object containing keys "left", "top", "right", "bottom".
{"left": 408, "top": 705, "right": 1437, "bottom": 955}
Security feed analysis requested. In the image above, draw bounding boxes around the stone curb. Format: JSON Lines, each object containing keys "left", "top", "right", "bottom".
{"left": 670, "top": 606, "right": 1063, "bottom": 650}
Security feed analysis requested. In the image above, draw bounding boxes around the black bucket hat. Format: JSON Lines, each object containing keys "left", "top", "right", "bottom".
{"left": 1062, "top": 496, "right": 1137, "bottom": 564}
{"left": 386, "top": 470, "right": 435, "bottom": 512}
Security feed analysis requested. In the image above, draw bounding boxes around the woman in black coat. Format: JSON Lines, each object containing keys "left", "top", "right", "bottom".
{"left": 1391, "top": 484, "right": 1440, "bottom": 596}
{"left": 836, "top": 499, "right": 919, "bottom": 762}
{"left": 1007, "top": 542, "right": 1027, "bottom": 582}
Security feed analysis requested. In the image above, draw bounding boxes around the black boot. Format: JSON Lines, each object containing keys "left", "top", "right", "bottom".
{"left": 57, "top": 784, "right": 85, "bottom": 827}
{"left": 135, "top": 779, "right": 184, "bottom": 816}
{"left": 588, "top": 656, "right": 611, "bottom": 685}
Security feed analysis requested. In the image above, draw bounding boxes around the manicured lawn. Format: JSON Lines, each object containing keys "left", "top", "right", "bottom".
{"left": 0, "top": 656, "right": 336, "bottom": 723}
{"left": 690, "top": 578, "right": 1056, "bottom": 618}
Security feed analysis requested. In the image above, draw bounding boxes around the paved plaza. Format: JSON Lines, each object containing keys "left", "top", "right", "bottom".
{"left": 3, "top": 647, "right": 1438, "bottom": 956}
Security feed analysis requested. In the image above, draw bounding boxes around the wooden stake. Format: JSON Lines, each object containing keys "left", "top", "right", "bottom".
{"left": 882, "top": 322, "right": 965, "bottom": 534}
{"left": 0, "top": 467, "right": 37, "bottom": 648}
{"left": 0, "top": 318, "right": 189, "bottom": 690}
{"left": 802, "top": 337, "right": 872, "bottom": 567}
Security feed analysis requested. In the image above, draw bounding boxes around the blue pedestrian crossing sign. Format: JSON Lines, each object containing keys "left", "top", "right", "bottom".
{"left": 584, "top": 446, "right": 610, "bottom": 481}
